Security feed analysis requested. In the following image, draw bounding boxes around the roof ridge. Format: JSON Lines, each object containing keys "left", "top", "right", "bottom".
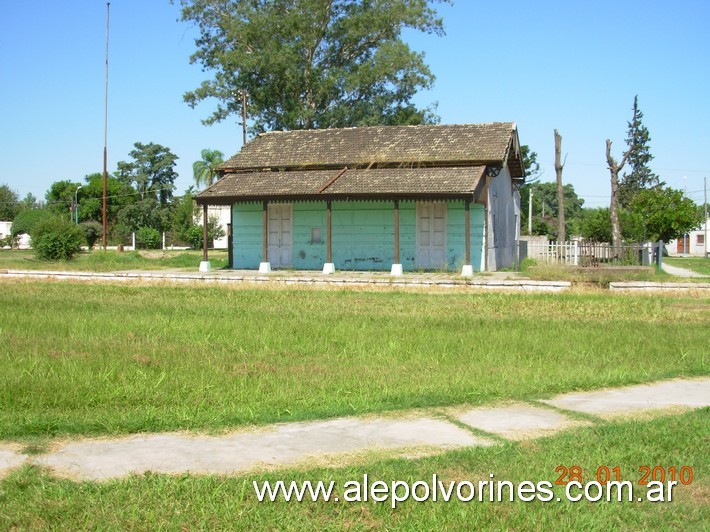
{"left": 255, "top": 122, "right": 516, "bottom": 137}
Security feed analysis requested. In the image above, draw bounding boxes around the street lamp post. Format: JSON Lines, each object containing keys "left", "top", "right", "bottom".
{"left": 75, "top": 185, "right": 83, "bottom": 225}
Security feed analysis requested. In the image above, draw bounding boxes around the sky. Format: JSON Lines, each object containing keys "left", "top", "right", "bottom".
{"left": 1, "top": 1, "right": 708, "bottom": 209}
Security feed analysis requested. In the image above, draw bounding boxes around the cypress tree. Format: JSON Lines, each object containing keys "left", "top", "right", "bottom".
{"left": 619, "top": 96, "right": 662, "bottom": 208}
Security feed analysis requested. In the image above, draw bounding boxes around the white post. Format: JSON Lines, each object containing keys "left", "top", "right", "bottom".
{"left": 573, "top": 241, "right": 579, "bottom": 266}
{"left": 132, "top": 232, "right": 135, "bottom": 250}
{"left": 162, "top": 232, "right": 166, "bottom": 250}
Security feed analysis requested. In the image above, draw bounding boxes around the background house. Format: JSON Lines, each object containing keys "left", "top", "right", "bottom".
{"left": 667, "top": 217, "right": 709, "bottom": 257}
{"left": 196, "top": 123, "right": 525, "bottom": 273}
{"left": 0, "top": 221, "right": 30, "bottom": 249}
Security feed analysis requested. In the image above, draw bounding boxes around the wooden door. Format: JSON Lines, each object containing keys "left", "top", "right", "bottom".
{"left": 268, "top": 204, "right": 292, "bottom": 268}
{"left": 417, "top": 202, "right": 447, "bottom": 269}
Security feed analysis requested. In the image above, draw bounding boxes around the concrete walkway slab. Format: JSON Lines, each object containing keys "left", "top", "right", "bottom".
{"left": 542, "top": 378, "right": 710, "bottom": 416}
{"left": 454, "top": 403, "right": 586, "bottom": 440}
{"left": 0, "top": 446, "right": 27, "bottom": 477}
{"left": 609, "top": 281, "right": 710, "bottom": 291}
{"left": 0, "top": 269, "right": 571, "bottom": 292}
{"left": 37, "top": 417, "right": 488, "bottom": 481}
{"left": 661, "top": 262, "right": 708, "bottom": 278}
{"left": 2, "top": 377, "right": 706, "bottom": 481}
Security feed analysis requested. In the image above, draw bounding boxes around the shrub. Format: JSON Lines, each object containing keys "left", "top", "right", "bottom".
{"left": 31, "top": 216, "right": 84, "bottom": 260}
{"left": 80, "top": 221, "right": 103, "bottom": 249}
{"left": 186, "top": 216, "right": 227, "bottom": 250}
{"left": 111, "top": 224, "right": 131, "bottom": 246}
{"left": 136, "top": 227, "right": 161, "bottom": 249}
{"left": 11, "top": 209, "right": 54, "bottom": 237}
{"left": 186, "top": 225, "right": 203, "bottom": 250}
{"left": 0, "top": 234, "right": 17, "bottom": 248}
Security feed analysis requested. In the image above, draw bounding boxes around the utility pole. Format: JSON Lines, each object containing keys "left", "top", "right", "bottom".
{"left": 528, "top": 187, "right": 533, "bottom": 235}
{"left": 704, "top": 176, "right": 708, "bottom": 258}
{"left": 102, "top": 2, "right": 110, "bottom": 250}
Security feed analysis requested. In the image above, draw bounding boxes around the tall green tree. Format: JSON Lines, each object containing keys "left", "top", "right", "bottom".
{"left": 619, "top": 96, "right": 662, "bottom": 208}
{"left": 520, "top": 181, "right": 584, "bottom": 238}
{"left": 520, "top": 145, "right": 541, "bottom": 183}
{"left": 628, "top": 186, "right": 702, "bottom": 243}
{"left": 193, "top": 149, "right": 224, "bottom": 189}
{"left": 19, "top": 193, "right": 42, "bottom": 211}
{"left": 45, "top": 180, "right": 82, "bottom": 219}
{"left": 172, "top": 189, "right": 198, "bottom": 242}
{"left": 0, "top": 184, "right": 20, "bottom": 221}
{"left": 78, "top": 173, "right": 137, "bottom": 227}
{"left": 528, "top": 182, "right": 584, "bottom": 220}
{"left": 518, "top": 145, "right": 543, "bottom": 234}
{"left": 176, "top": 0, "right": 448, "bottom": 132}
{"left": 117, "top": 142, "right": 179, "bottom": 206}
{"left": 577, "top": 208, "right": 612, "bottom": 243}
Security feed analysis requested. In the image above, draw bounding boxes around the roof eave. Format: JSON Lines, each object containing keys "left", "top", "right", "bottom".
{"left": 195, "top": 192, "right": 476, "bottom": 205}
{"left": 217, "top": 159, "right": 507, "bottom": 174}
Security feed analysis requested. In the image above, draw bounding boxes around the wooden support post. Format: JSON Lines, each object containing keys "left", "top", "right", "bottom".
{"left": 465, "top": 199, "right": 471, "bottom": 265}
{"left": 326, "top": 201, "right": 332, "bottom": 263}
{"left": 202, "top": 204, "right": 208, "bottom": 262}
{"left": 262, "top": 201, "right": 268, "bottom": 262}
{"left": 227, "top": 223, "right": 233, "bottom": 269}
{"left": 394, "top": 200, "right": 400, "bottom": 264}
{"left": 390, "top": 200, "right": 403, "bottom": 275}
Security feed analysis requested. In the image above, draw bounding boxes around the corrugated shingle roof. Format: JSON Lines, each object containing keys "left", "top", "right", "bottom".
{"left": 220, "top": 122, "right": 518, "bottom": 170}
{"left": 197, "top": 166, "right": 486, "bottom": 203}
{"left": 196, "top": 122, "right": 523, "bottom": 203}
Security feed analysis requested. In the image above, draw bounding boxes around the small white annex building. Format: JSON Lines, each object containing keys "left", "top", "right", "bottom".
{"left": 667, "top": 217, "right": 709, "bottom": 257}
{"left": 0, "top": 221, "right": 31, "bottom": 249}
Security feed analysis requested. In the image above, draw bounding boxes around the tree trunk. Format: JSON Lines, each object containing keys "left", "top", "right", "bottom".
{"left": 554, "top": 130, "right": 565, "bottom": 244}
{"left": 606, "top": 139, "right": 628, "bottom": 252}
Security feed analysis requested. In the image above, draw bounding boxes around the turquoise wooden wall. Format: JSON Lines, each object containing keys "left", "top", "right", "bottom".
{"left": 292, "top": 202, "right": 326, "bottom": 269}
{"left": 231, "top": 202, "right": 262, "bottom": 269}
{"left": 231, "top": 200, "right": 484, "bottom": 271}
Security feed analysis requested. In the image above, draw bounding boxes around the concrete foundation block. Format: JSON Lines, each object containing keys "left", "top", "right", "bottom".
{"left": 390, "top": 264, "right": 403, "bottom": 276}
{"left": 461, "top": 264, "right": 474, "bottom": 277}
{"left": 199, "top": 261, "right": 211, "bottom": 273}
{"left": 258, "top": 262, "right": 272, "bottom": 274}
{"left": 322, "top": 263, "right": 335, "bottom": 275}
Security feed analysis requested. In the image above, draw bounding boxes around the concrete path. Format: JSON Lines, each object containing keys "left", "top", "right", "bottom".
{"left": 661, "top": 262, "right": 709, "bottom": 278}
{"left": 0, "top": 268, "right": 571, "bottom": 292}
{"left": 542, "top": 379, "right": 710, "bottom": 415}
{"left": 609, "top": 281, "right": 710, "bottom": 291}
{"left": 1, "top": 377, "right": 708, "bottom": 481}
{"left": 0, "top": 446, "right": 27, "bottom": 478}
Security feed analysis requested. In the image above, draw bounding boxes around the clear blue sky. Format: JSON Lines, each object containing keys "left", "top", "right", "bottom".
{"left": 1, "top": 1, "right": 708, "bottom": 209}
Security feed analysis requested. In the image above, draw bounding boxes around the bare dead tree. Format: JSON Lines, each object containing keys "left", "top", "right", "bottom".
{"left": 605, "top": 139, "right": 630, "bottom": 251}
{"left": 554, "top": 129, "right": 566, "bottom": 244}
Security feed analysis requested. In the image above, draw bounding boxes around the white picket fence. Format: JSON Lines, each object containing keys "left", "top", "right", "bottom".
{"left": 524, "top": 241, "right": 580, "bottom": 265}
{"left": 522, "top": 241, "right": 652, "bottom": 266}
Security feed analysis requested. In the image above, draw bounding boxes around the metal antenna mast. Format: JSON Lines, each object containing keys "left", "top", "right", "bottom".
{"left": 102, "top": 2, "right": 110, "bottom": 250}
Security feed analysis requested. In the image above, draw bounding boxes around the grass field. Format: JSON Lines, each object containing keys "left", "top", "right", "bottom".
{"left": 0, "top": 281, "right": 707, "bottom": 440}
{"left": 665, "top": 257, "right": 710, "bottom": 276}
{"left": 520, "top": 262, "right": 670, "bottom": 286}
{"left": 1, "top": 410, "right": 707, "bottom": 529}
{"left": 0, "top": 249, "right": 228, "bottom": 272}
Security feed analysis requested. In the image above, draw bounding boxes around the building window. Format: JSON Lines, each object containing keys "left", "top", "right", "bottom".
{"left": 697, "top": 234, "right": 705, "bottom": 245}
{"left": 310, "top": 227, "right": 322, "bottom": 244}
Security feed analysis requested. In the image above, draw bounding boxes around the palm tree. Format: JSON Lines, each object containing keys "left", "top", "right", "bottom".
{"left": 193, "top": 148, "right": 225, "bottom": 189}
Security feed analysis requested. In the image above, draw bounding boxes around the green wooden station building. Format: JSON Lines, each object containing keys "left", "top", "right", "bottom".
{"left": 195, "top": 122, "right": 526, "bottom": 274}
